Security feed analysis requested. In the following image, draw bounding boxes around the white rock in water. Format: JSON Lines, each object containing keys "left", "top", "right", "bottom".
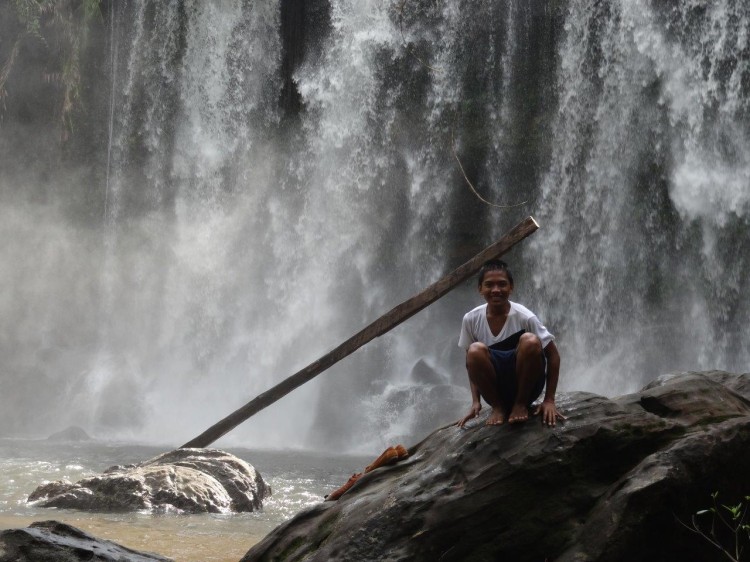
{"left": 28, "top": 448, "right": 270, "bottom": 514}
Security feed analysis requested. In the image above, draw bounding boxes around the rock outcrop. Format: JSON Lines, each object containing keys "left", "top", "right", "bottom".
{"left": 0, "top": 520, "right": 172, "bottom": 562}
{"left": 28, "top": 448, "right": 270, "bottom": 513}
{"left": 242, "top": 371, "right": 750, "bottom": 562}
{"left": 46, "top": 425, "right": 93, "bottom": 441}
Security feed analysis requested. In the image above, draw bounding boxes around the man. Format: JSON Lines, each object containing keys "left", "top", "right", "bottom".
{"left": 457, "top": 259, "right": 564, "bottom": 427}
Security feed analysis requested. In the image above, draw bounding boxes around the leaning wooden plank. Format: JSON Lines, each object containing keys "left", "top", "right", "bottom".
{"left": 181, "top": 216, "right": 540, "bottom": 448}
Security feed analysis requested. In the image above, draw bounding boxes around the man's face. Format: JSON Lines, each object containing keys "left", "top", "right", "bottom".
{"left": 479, "top": 270, "right": 513, "bottom": 306}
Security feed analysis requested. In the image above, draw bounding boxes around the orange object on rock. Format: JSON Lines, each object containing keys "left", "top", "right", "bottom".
{"left": 326, "top": 445, "right": 410, "bottom": 501}
{"left": 325, "top": 472, "right": 362, "bottom": 501}
{"left": 365, "top": 444, "right": 409, "bottom": 473}
{"left": 364, "top": 446, "right": 399, "bottom": 473}
{"left": 395, "top": 444, "right": 409, "bottom": 460}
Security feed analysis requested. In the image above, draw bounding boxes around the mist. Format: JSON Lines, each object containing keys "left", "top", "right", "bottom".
{"left": 1, "top": 0, "right": 748, "bottom": 451}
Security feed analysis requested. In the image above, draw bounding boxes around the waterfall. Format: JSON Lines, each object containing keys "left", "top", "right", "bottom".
{"left": 532, "top": 0, "right": 750, "bottom": 395}
{"left": 0, "top": 0, "right": 747, "bottom": 450}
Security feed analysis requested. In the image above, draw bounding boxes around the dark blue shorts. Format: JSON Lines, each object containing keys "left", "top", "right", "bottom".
{"left": 489, "top": 348, "right": 546, "bottom": 408}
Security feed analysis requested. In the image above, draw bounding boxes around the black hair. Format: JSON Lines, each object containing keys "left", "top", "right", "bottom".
{"left": 478, "top": 259, "right": 514, "bottom": 287}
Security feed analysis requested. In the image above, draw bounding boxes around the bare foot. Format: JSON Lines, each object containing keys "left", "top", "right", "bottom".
{"left": 508, "top": 403, "right": 530, "bottom": 424}
{"left": 486, "top": 406, "right": 506, "bottom": 426}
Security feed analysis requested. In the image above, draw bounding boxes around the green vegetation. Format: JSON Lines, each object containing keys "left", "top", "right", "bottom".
{"left": 1, "top": 0, "right": 102, "bottom": 138}
{"left": 681, "top": 492, "right": 750, "bottom": 561}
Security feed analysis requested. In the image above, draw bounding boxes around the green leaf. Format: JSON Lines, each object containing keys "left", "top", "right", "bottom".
{"left": 722, "top": 503, "right": 742, "bottom": 519}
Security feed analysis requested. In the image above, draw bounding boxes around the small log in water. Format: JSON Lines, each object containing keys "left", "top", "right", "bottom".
{"left": 181, "top": 216, "right": 540, "bottom": 448}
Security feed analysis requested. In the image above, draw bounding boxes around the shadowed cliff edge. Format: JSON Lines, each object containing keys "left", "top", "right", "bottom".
{"left": 242, "top": 371, "right": 750, "bottom": 562}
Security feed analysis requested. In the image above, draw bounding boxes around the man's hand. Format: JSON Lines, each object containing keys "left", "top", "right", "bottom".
{"left": 533, "top": 399, "right": 566, "bottom": 427}
{"left": 457, "top": 402, "right": 482, "bottom": 428}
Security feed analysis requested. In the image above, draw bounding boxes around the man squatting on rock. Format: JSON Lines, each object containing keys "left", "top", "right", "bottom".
{"left": 457, "top": 259, "right": 565, "bottom": 427}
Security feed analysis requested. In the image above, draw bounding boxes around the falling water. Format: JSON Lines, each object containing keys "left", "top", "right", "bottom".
{"left": 0, "top": 0, "right": 748, "bottom": 451}
{"left": 531, "top": 0, "right": 750, "bottom": 395}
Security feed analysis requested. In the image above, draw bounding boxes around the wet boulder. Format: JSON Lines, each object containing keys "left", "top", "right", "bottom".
{"left": 243, "top": 371, "right": 750, "bottom": 562}
{"left": 28, "top": 448, "right": 270, "bottom": 514}
{"left": 0, "top": 520, "right": 172, "bottom": 562}
{"left": 46, "top": 425, "right": 93, "bottom": 441}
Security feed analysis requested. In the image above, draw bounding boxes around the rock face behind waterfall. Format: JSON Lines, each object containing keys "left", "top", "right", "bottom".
{"left": 28, "top": 448, "right": 270, "bottom": 514}
{"left": 0, "top": 520, "right": 173, "bottom": 562}
{"left": 243, "top": 371, "right": 750, "bottom": 561}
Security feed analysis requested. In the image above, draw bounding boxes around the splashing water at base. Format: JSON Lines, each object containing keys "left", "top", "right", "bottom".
{"left": 0, "top": 439, "right": 371, "bottom": 561}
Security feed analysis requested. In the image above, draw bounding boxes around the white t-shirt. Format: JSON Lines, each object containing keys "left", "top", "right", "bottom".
{"left": 458, "top": 301, "right": 554, "bottom": 351}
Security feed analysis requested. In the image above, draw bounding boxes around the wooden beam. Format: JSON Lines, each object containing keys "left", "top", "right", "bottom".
{"left": 181, "top": 216, "right": 539, "bottom": 448}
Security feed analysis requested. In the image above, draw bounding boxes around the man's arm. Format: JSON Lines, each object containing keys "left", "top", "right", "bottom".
{"left": 535, "top": 341, "right": 565, "bottom": 426}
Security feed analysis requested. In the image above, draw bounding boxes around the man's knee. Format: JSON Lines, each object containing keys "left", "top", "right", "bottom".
{"left": 517, "top": 333, "right": 543, "bottom": 359}
{"left": 466, "top": 342, "right": 490, "bottom": 369}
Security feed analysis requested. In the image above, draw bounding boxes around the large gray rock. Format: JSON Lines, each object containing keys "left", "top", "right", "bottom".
{"left": 0, "top": 520, "right": 172, "bottom": 562}
{"left": 28, "top": 448, "right": 270, "bottom": 513}
{"left": 242, "top": 371, "right": 750, "bottom": 562}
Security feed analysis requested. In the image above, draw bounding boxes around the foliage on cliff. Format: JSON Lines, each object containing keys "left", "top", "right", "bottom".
{"left": 1, "top": 0, "right": 101, "bottom": 139}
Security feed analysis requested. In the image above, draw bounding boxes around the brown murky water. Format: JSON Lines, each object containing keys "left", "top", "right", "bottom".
{"left": 0, "top": 513, "right": 263, "bottom": 561}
